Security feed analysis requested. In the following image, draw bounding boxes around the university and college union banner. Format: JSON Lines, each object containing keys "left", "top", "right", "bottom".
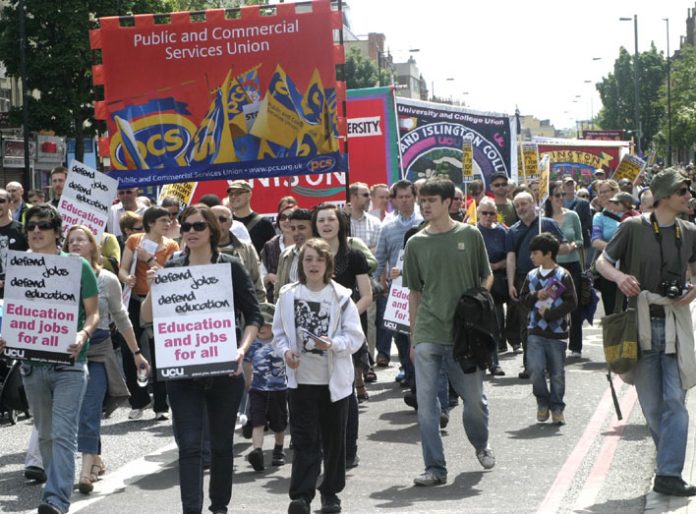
{"left": 396, "top": 98, "right": 516, "bottom": 189}
{"left": 90, "top": 0, "right": 347, "bottom": 188}
{"left": 191, "top": 85, "right": 400, "bottom": 215}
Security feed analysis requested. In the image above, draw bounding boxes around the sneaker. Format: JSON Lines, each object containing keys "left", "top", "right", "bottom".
{"left": 552, "top": 410, "right": 565, "bottom": 425}
{"left": 413, "top": 470, "right": 446, "bottom": 486}
{"left": 24, "top": 465, "right": 47, "bottom": 483}
{"left": 653, "top": 475, "right": 696, "bottom": 496}
{"left": 128, "top": 401, "right": 152, "bottom": 421}
{"left": 537, "top": 406, "right": 550, "bottom": 422}
{"left": 518, "top": 369, "right": 530, "bottom": 379}
{"left": 272, "top": 450, "right": 286, "bottom": 466}
{"left": 346, "top": 455, "right": 360, "bottom": 469}
{"left": 439, "top": 412, "right": 449, "bottom": 429}
{"left": 38, "top": 503, "right": 64, "bottom": 514}
{"left": 288, "top": 498, "right": 310, "bottom": 514}
{"left": 403, "top": 392, "right": 418, "bottom": 410}
{"left": 511, "top": 343, "right": 521, "bottom": 353}
{"left": 569, "top": 351, "right": 582, "bottom": 358}
{"left": 154, "top": 411, "right": 168, "bottom": 421}
{"left": 489, "top": 366, "right": 506, "bottom": 376}
{"left": 476, "top": 448, "right": 496, "bottom": 470}
{"left": 247, "top": 448, "right": 265, "bottom": 472}
{"left": 395, "top": 369, "right": 405, "bottom": 382}
{"left": 320, "top": 493, "right": 342, "bottom": 513}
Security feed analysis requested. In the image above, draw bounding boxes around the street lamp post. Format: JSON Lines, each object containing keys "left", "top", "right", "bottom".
{"left": 664, "top": 18, "right": 672, "bottom": 166}
{"left": 620, "top": 15, "right": 641, "bottom": 156}
{"left": 18, "top": 0, "right": 31, "bottom": 188}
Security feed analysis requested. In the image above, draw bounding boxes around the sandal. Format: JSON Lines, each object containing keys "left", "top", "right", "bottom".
{"left": 92, "top": 456, "right": 106, "bottom": 477}
{"left": 356, "top": 386, "right": 369, "bottom": 403}
{"left": 364, "top": 369, "right": 377, "bottom": 383}
{"left": 78, "top": 475, "right": 93, "bottom": 494}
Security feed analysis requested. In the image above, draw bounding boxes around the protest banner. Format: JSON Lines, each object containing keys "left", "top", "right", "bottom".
{"left": 1, "top": 251, "right": 82, "bottom": 364}
{"left": 611, "top": 153, "right": 646, "bottom": 184}
{"left": 58, "top": 160, "right": 119, "bottom": 243}
{"left": 383, "top": 251, "right": 409, "bottom": 334}
{"left": 461, "top": 141, "right": 474, "bottom": 183}
{"left": 190, "top": 85, "right": 399, "bottom": 214}
{"left": 537, "top": 154, "right": 551, "bottom": 205}
{"left": 535, "top": 137, "right": 628, "bottom": 185}
{"left": 396, "top": 98, "right": 516, "bottom": 190}
{"left": 158, "top": 181, "right": 198, "bottom": 208}
{"left": 582, "top": 129, "right": 625, "bottom": 141}
{"left": 151, "top": 263, "right": 238, "bottom": 380}
{"left": 522, "top": 143, "right": 540, "bottom": 180}
{"left": 91, "top": 1, "right": 347, "bottom": 188}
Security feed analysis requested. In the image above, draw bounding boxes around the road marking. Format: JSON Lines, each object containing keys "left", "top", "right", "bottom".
{"left": 572, "top": 385, "right": 638, "bottom": 510}
{"left": 535, "top": 374, "right": 625, "bottom": 514}
{"left": 70, "top": 442, "right": 178, "bottom": 513}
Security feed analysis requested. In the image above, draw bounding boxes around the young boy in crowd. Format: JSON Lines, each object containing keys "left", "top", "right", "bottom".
{"left": 519, "top": 233, "right": 577, "bottom": 425}
{"left": 244, "top": 302, "right": 288, "bottom": 471}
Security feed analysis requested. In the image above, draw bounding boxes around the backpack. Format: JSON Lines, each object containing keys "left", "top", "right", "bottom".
{"left": 453, "top": 287, "right": 498, "bottom": 373}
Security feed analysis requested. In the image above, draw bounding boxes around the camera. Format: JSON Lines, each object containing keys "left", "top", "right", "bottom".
{"left": 660, "top": 279, "right": 687, "bottom": 299}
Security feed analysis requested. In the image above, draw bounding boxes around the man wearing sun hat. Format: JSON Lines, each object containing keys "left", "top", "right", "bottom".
{"left": 597, "top": 168, "right": 696, "bottom": 497}
{"left": 227, "top": 180, "right": 276, "bottom": 255}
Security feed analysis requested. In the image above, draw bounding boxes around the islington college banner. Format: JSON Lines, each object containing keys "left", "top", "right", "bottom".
{"left": 193, "top": 84, "right": 401, "bottom": 214}
{"left": 90, "top": 1, "right": 347, "bottom": 189}
{"left": 396, "top": 98, "right": 516, "bottom": 189}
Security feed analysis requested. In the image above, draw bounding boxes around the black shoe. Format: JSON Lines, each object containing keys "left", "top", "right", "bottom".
{"left": 288, "top": 497, "right": 310, "bottom": 514}
{"left": 489, "top": 366, "right": 506, "bottom": 376}
{"left": 247, "top": 448, "right": 265, "bottom": 472}
{"left": 448, "top": 397, "right": 459, "bottom": 408}
{"left": 518, "top": 369, "right": 530, "bottom": 379}
{"left": 403, "top": 392, "right": 418, "bottom": 410}
{"left": 241, "top": 420, "right": 253, "bottom": 439}
{"left": 346, "top": 455, "right": 360, "bottom": 469}
{"left": 24, "top": 466, "right": 47, "bottom": 483}
{"left": 272, "top": 450, "right": 286, "bottom": 466}
{"left": 38, "top": 503, "right": 63, "bottom": 514}
{"left": 511, "top": 344, "right": 521, "bottom": 353}
{"left": 653, "top": 475, "right": 696, "bottom": 496}
{"left": 320, "top": 493, "right": 342, "bottom": 513}
{"left": 439, "top": 413, "right": 449, "bottom": 429}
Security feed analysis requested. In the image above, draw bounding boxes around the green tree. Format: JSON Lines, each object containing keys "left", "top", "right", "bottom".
{"left": 596, "top": 43, "right": 666, "bottom": 151}
{"left": 344, "top": 47, "right": 391, "bottom": 89}
{"left": 657, "top": 44, "right": 696, "bottom": 161}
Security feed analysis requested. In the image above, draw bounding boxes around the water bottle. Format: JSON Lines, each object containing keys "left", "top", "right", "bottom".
{"left": 137, "top": 363, "right": 149, "bottom": 388}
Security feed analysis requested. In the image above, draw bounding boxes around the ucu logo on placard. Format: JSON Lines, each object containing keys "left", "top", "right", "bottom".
{"left": 4, "top": 348, "right": 25, "bottom": 359}
{"left": 161, "top": 367, "right": 185, "bottom": 378}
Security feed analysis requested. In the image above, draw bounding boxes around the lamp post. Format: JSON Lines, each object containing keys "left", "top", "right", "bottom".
{"left": 18, "top": 0, "right": 31, "bottom": 188}
{"left": 664, "top": 17, "right": 672, "bottom": 166}
{"left": 620, "top": 15, "right": 641, "bottom": 155}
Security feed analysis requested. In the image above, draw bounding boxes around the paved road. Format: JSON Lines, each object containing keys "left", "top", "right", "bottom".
{"left": 0, "top": 323, "right": 690, "bottom": 513}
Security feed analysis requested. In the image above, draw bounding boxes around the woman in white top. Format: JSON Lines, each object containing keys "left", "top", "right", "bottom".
{"left": 273, "top": 238, "right": 364, "bottom": 514}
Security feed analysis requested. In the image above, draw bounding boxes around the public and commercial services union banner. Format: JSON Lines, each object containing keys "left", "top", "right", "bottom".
{"left": 91, "top": 1, "right": 347, "bottom": 188}
{"left": 396, "top": 98, "right": 516, "bottom": 188}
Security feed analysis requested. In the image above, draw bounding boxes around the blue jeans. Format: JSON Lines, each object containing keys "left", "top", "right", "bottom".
{"left": 414, "top": 343, "right": 489, "bottom": 479}
{"left": 634, "top": 319, "right": 688, "bottom": 477}
{"left": 527, "top": 335, "right": 567, "bottom": 412}
{"left": 167, "top": 375, "right": 244, "bottom": 514}
{"left": 22, "top": 361, "right": 88, "bottom": 512}
{"left": 79, "top": 360, "right": 107, "bottom": 454}
{"left": 375, "top": 294, "right": 391, "bottom": 358}
{"left": 437, "top": 360, "right": 449, "bottom": 415}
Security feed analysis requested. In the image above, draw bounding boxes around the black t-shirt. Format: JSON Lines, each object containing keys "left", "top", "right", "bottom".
{"left": 233, "top": 212, "right": 276, "bottom": 255}
{"left": 0, "top": 220, "right": 29, "bottom": 298}
{"left": 333, "top": 248, "right": 369, "bottom": 294}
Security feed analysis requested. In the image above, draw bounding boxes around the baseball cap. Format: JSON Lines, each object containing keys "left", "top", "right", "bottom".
{"left": 489, "top": 172, "right": 508, "bottom": 183}
{"left": 227, "top": 180, "right": 252, "bottom": 193}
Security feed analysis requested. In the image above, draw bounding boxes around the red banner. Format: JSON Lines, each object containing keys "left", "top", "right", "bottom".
{"left": 538, "top": 143, "right": 624, "bottom": 186}
{"left": 91, "top": 1, "right": 346, "bottom": 188}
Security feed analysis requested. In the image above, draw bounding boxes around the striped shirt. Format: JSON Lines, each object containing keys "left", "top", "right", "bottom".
{"left": 350, "top": 212, "right": 382, "bottom": 252}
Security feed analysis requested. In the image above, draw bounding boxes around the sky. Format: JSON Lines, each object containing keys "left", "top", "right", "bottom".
{"left": 332, "top": 0, "right": 693, "bottom": 130}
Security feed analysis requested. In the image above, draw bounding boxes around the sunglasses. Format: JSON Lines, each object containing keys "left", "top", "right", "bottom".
{"left": 180, "top": 221, "right": 209, "bottom": 233}
{"left": 26, "top": 221, "right": 55, "bottom": 231}
{"left": 0, "top": 198, "right": 7, "bottom": 203}
{"left": 491, "top": 182, "right": 507, "bottom": 188}
{"left": 132, "top": 226, "right": 144, "bottom": 231}
{"left": 675, "top": 187, "right": 691, "bottom": 196}
{"left": 217, "top": 216, "right": 229, "bottom": 223}
{"left": 480, "top": 211, "right": 496, "bottom": 216}
{"left": 278, "top": 214, "right": 291, "bottom": 221}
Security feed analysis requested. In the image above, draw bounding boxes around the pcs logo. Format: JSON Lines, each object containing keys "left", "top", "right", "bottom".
{"left": 110, "top": 113, "right": 197, "bottom": 170}
{"left": 307, "top": 156, "right": 336, "bottom": 173}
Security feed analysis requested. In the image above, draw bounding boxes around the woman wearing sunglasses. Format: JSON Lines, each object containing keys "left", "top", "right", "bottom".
{"left": 63, "top": 225, "right": 149, "bottom": 494}
{"left": 544, "top": 181, "right": 584, "bottom": 357}
{"left": 261, "top": 196, "right": 297, "bottom": 302}
{"left": 118, "top": 206, "right": 179, "bottom": 421}
{"left": 141, "top": 204, "right": 262, "bottom": 514}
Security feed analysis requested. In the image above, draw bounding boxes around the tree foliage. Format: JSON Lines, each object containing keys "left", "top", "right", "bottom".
{"left": 658, "top": 44, "right": 696, "bottom": 159}
{"left": 596, "top": 43, "right": 666, "bottom": 151}
{"left": 344, "top": 47, "right": 392, "bottom": 90}
{"left": 0, "top": 0, "right": 267, "bottom": 160}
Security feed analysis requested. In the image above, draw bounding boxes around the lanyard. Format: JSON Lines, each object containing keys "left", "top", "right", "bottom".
{"left": 650, "top": 213, "right": 682, "bottom": 274}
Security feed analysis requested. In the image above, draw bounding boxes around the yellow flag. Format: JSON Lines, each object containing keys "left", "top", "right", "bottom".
{"left": 465, "top": 199, "right": 477, "bottom": 225}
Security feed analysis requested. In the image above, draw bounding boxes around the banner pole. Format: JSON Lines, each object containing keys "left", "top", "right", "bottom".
{"left": 392, "top": 86, "right": 406, "bottom": 181}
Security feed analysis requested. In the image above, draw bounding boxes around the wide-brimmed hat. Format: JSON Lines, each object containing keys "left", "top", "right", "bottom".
{"left": 650, "top": 168, "right": 691, "bottom": 203}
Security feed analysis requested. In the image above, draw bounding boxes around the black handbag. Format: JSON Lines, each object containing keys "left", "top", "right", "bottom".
{"left": 490, "top": 270, "right": 509, "bottom": 303}
{"left": 578, "top": 268, "right": 594, "bottom": 306}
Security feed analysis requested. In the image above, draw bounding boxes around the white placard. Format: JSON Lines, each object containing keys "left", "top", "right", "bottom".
{"left": 1, "top": 251, "right": 82, "bottom": 363}
{"left": 58, "top": 160, "right": 119, "bottom": 244}
{"left": 383, "top": 250, "right": 410, "bottom": 334}
{"left": 151, "top": 263, "right": 238, "bottom": 380}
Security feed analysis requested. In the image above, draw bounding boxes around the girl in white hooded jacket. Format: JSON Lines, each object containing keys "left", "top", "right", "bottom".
{"left": 273, "top": 238, "right": 364, "bottom": 514}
